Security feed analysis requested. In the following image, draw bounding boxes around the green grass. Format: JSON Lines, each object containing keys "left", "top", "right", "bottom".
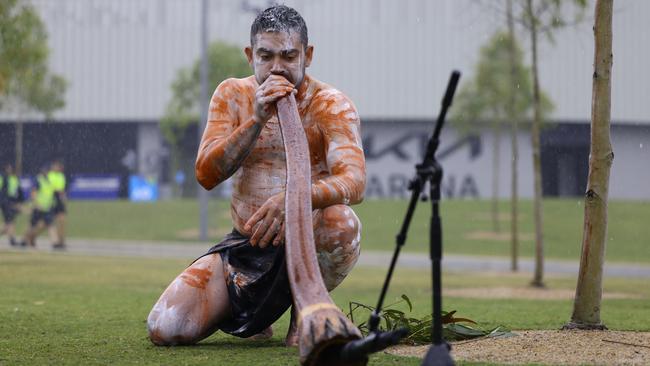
{"left": 357, "top": 199, "right": 650, "bottom": 263}
{"left": 346, "top": 267, "right": 650, "bottom": 331}
{"left": 0, "top": 253, "right": 417, "bottom": 365}
{"left": 9, "top": 198, "right": 650, "bottom": 263}
{"left": 12, "top": 199, "right": 234, "bottom": 242}
{"left": 1, "top": 252, "right": 648, "bottom": 365}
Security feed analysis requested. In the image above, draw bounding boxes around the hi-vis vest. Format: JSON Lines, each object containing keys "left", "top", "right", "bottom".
{"left": 35, "top": 175, "right": 55, "bottom": 211}
{"left": 47, "top": 171, "right": 66, "bottom": 192}
{"left": 1, "top": 175, "right": 20, "bottom": 199}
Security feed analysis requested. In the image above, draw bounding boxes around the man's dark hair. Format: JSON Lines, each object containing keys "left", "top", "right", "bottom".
{"left": 250, "top": 5, "right": 308, "bottom": 49}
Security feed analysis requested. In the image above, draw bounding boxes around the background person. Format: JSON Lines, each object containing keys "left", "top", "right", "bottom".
{"left": 1, "top": 163, "right": 24, "bottom": 247}
{"left": 21, "top": 166, "right": 59, "bottom": 249}
{"left": 48, "top": 159, "right": 67, "bottom": 249}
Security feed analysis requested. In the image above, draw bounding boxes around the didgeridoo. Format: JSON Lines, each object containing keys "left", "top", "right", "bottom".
{"left": 276, "top": 94, "right": 367, "bottom": 366}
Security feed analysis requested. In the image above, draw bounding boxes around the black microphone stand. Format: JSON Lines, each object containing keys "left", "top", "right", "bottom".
{"left": 341, "top": 71, "right": 461, "bottom": 365}
{"left": 419, "top": 70, "right": 460, "bottom": 366}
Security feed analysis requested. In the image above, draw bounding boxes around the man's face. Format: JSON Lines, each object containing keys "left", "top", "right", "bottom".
{"left": 245, "top": 31, "right": 313, "bottom": 88}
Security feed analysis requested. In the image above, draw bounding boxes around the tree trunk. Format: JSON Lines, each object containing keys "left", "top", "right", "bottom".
{"left": 565, "top": 0, "right": 613, "bottom": 330}
{"left": 527, "top": 0, "right": 545, "bottom": 287}
{"left": 15, "top": 108, "right": 24, "bottom": 176}
{"left": 170, "top": 145, "right": 183, "bottom": 197}
{"left": 507, "top": 0, "right": 519, "bottom": 272}
{"left": 492, "top": 121, "right": 501, "bottom": 233}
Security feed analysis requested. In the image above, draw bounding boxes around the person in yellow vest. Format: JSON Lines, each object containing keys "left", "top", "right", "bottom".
{"left": 48, "top": 159, "right": 67, "bottom": 249}
{"left": 21, "top": 166, "right": 59, "bottom": 249}
{"left": 1, "top": 163, "right": 24, "bottom": 247}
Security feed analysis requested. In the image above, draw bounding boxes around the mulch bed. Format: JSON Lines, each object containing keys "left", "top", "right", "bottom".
{"left": 387, "top": 330, "right": 650, "bottom": 365}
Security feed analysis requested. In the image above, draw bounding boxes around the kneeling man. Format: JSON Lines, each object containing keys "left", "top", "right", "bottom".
{"left": 147, "top": 5, "right": 366, "bottom": 346}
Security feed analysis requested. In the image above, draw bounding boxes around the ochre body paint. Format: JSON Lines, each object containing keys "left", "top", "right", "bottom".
{"left": 196, "top": 74, "right": 366, "bottom": 286}
{"left": 148, "top": 73, "right": 365, "bottom": 347}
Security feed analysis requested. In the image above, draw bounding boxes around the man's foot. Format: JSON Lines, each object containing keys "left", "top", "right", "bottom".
{"left": 9, "top": 237, "right": 17, "bottom": 247}
{"left": 284, "top": 324, "right": 299, "bottom": 347}
{"left": 247, "top": 326, "right": 273, "bottom": 340}
{"left": 285, "top": 305, "right": 299, "bottom": 347}
{"left": 52, "top": 242, "right": 66, "bottom": 251}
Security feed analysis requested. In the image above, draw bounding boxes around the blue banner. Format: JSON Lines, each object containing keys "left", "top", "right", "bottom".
{"left": 128, "top": 175, "right": 158, "bottom": 202}
{"left": 69, "top": 175, "right": 121, "bottom": 200}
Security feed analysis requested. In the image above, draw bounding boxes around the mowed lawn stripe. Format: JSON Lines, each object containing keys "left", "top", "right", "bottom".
{"left": 1, "top": 253, "right": 648, "bottom": 365}
{"left": 7, "top": 198, "right": 647, "bottom": 263}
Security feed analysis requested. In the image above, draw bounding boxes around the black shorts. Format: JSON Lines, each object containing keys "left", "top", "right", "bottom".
{"left": 30, "top": 209, "right": 54, "bottom": 227}
{"left": 1, "top": 204, "right": 18, "bottom": 223}
{"left": 194, "top": 230, "right": 292, "bottom": 338}
{"left": 53, "top": 193, "right": 66, "bottom": 214}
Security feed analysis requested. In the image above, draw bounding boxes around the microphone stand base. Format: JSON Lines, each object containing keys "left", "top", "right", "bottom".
{"left": 421, "top": 342, "right": 454, "bottom": 366}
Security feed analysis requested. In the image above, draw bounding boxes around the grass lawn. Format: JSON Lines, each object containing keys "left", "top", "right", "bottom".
{"left": 359, "top": 198, "right": 650, "bottom": 263}
{"left": 10, "top": 198, "right": 650, "bottom": 263}
{"left": 1, "top": 252, "right": 649, "bottom": 365}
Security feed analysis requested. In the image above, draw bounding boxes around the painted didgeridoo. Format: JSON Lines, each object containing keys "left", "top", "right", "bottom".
{"left": 276, "top": 94, "right": 367, "bottom": 366}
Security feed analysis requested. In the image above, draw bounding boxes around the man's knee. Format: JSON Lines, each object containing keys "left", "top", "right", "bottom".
{"left": 147, "top": 255, "right": 227, "bottom": 346}
{"left": 147, "top": 306, "right": 201, "bottom": 346}
{"left": 314, "top": 205, "right": 362, "bottom": 290}
{"left": 316, "top": 205, "right": 361, "bottom": 251}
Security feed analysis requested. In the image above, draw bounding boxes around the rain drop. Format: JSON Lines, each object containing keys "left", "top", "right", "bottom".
{"left": 640, "top": 143, "right": 644, "bottom": 149}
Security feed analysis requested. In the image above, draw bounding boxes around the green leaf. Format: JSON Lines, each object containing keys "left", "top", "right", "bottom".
{"left": 444, "top": 323, "right": 487, "bottom": 341}
{"left": 347, "top": 294, "right": 512, "bottom": 344}
{"left": 401, "top": 294, "right": 413, "bottom": 312}
{"left": 161, "top": 41, "right": 250, "bottom": 179}
{"left": 0, "top": 1, "right": 67, "bottom": 113}
{"left": 450, "top": 30, "right": 554, "bottom": 134}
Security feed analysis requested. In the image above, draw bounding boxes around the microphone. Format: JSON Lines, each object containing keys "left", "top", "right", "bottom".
{"left": 340, "top": 328, "right": 409, "bottom": 362}
{"left": 442, "top": 70, "right": 461, "bottom": 109}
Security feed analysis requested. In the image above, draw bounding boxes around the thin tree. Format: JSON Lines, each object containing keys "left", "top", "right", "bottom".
{"left": 475, "top": 0, "right": 583, "bottom": 273}
{"left": 507, "top": 0, "right": 520, "bottom": 270}
{"left": 525, "top": 0, "right": 545, "bottom": 287}
{"left": 564, "top": 0, "right": 613, "bottom": 330}
{"left": 0, "top": 0, "right": 67, "bottom": 175}
{"left": 161, "top": 41, "right": 249, "bottom": 196}
{"left": 516, "top": 0, "right": 587, "bottom": 287}
{"left": 452, "top": 30, "right": 551, "bottom": 246}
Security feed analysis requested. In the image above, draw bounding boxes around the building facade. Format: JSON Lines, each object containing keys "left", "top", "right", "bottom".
{"left": 1, "top": 0, "right": 648, "bottom": 199}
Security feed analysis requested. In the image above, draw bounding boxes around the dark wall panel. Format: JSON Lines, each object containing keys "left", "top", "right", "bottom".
{"left": 541, "top": 124, "right": 590, "bottom": 197}
{"left": 2, "top": 122, "right": 139, "bottom": 197}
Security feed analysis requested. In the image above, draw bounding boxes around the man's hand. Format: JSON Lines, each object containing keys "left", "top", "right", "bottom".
{"left": 254, "top": 75, "right": 297, "bottom": 125}
{"left": 244, "top": 192, "right": 285, "bottom": 248}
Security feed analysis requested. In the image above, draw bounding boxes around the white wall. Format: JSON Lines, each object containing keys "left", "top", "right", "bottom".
{"left": 609, "top": 126, "right": 650, "bottom": 200}
{"left": 362, "top": 121, "right": 650, "bottom": 200}
{"left": 2, "top": 0, "right": 646, "bottom": 125}
{"left": 362, "top": 121, "right": 534, "bottom": 200}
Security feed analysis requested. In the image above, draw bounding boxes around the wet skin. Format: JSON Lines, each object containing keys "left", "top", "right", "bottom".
{"left": 148, "top": 30, "right": 366, "bottom": 346}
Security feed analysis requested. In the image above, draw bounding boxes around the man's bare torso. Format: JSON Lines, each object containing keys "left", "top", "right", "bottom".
{"left": 196, "top": 74, "right": 365, "bottom": 235}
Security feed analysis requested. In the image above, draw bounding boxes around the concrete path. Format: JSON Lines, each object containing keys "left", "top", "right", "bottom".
{"left": 4, "top": 237, "right": 650, "bottom": 278}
